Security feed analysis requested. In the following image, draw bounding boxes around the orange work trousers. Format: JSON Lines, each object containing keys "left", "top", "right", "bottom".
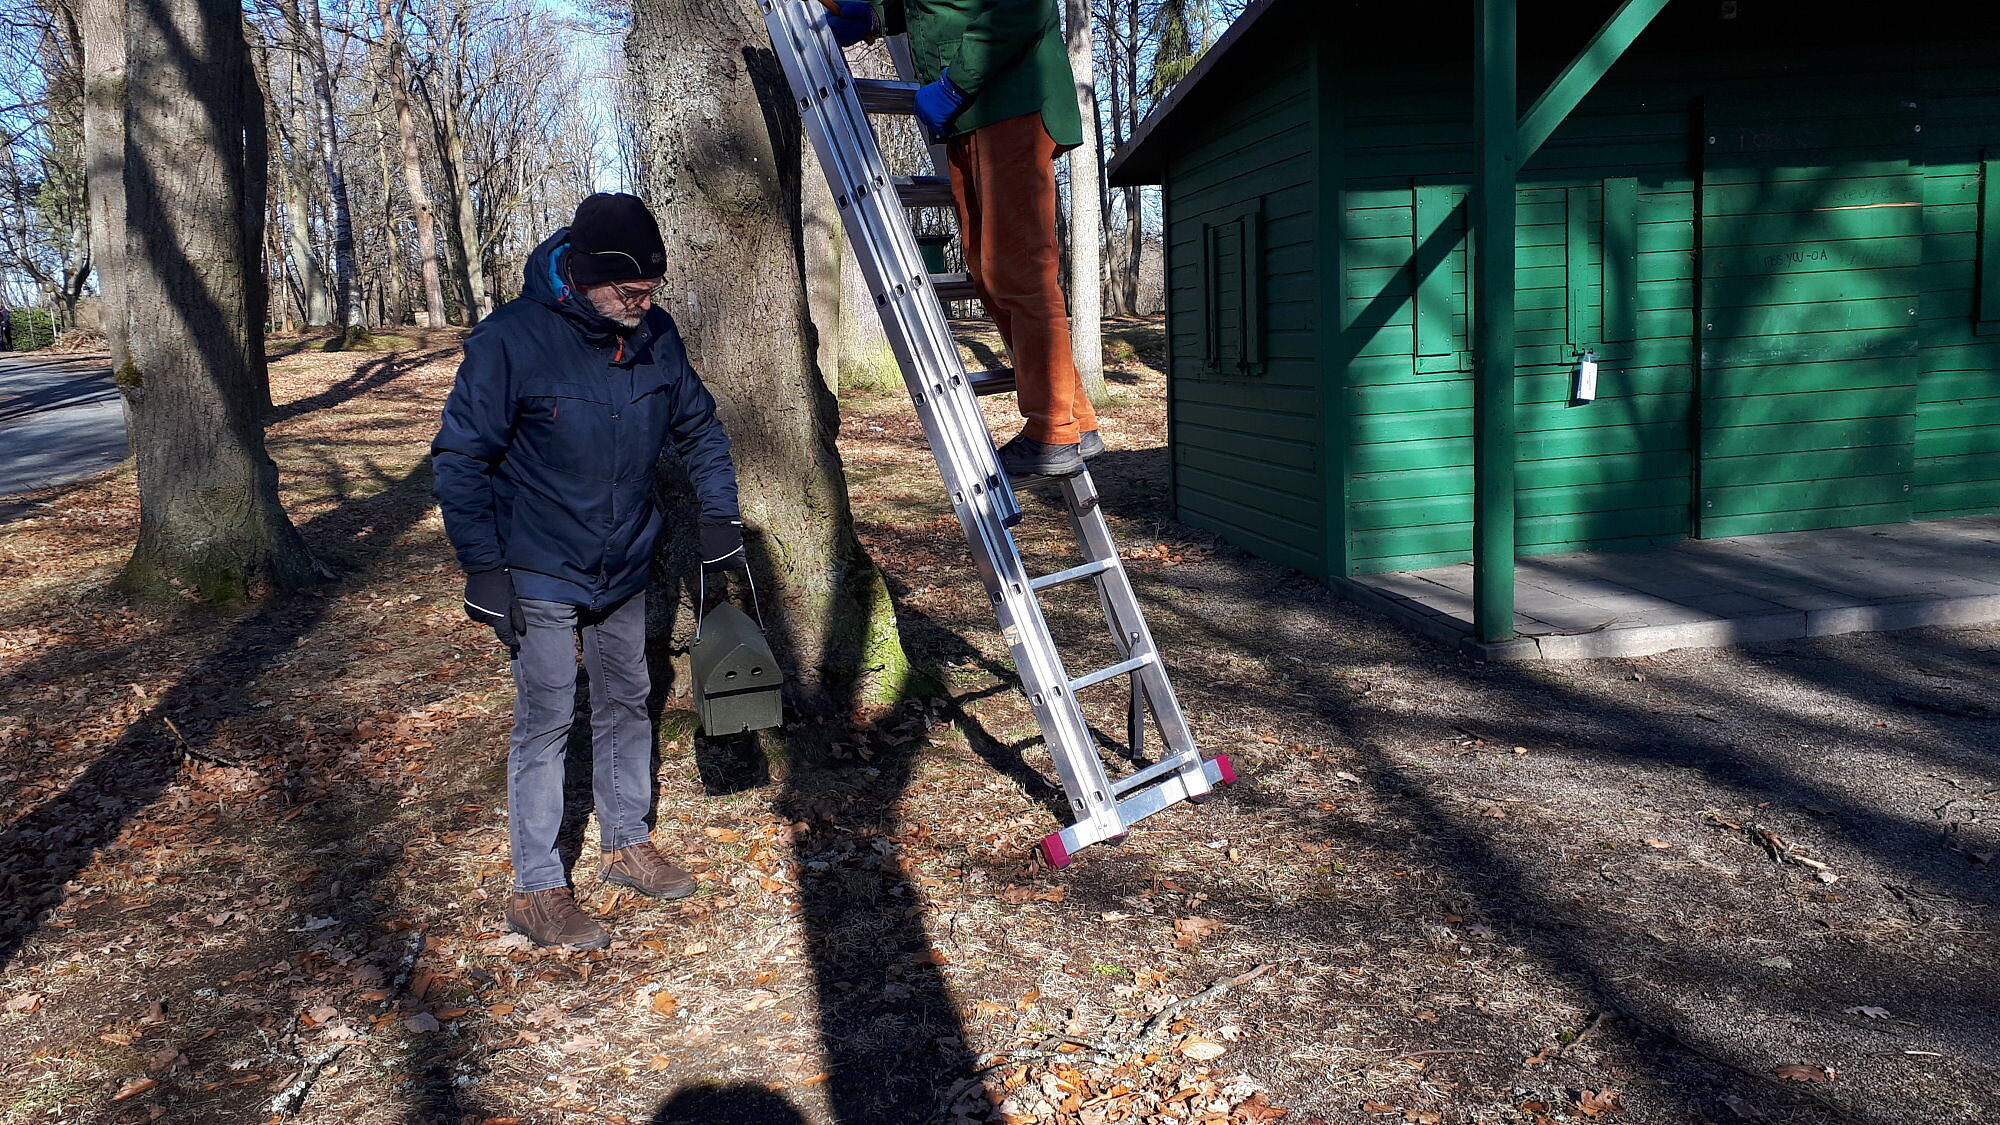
{"left": 946, "top": 112, "right": 1098, "bottom": 447}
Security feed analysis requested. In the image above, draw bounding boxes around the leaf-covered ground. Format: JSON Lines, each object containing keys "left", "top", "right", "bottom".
{"left": 0, "top": 322, "right": 1995, "bottom": 1125}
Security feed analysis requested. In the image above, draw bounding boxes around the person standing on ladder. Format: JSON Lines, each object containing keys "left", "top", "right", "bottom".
{"left": 826, "top": 0, "right": 1104, "bottom": 479}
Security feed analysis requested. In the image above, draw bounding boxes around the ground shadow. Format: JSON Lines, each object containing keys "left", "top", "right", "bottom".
{"left": 652, "top": 1082, "right": 809, "bottom": 1125}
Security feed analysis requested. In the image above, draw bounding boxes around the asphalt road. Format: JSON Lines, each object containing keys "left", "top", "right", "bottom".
{"left": 0, "top": 352, "right": 128, "bottom": 501}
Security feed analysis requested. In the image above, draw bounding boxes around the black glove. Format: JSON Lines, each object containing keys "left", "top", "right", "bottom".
{"left": 464, "top": 568, "right": 523, "bottom": 651}
{"left": 700, "top": 521, "right": 747, "bottom": 575}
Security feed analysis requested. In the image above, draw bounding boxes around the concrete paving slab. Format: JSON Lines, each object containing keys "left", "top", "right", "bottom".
{"left": 1336, "top": 515, "right": 2000, "bottom": 660}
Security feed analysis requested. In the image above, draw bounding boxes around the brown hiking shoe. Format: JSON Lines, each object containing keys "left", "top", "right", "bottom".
{"left": 505, "top": 887, "right": 609, "bottom": 950}
{"left": 600, "top": 840, "right": 698, "bottom": 900}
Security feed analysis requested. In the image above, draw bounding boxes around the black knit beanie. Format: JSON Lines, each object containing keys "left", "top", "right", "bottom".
{"left": 568, "top": 193, "right": 667, "bottom": 286}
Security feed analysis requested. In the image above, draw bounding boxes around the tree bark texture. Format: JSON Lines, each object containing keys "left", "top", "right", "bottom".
{"left": 80, "top": 0, "right": 128, "bottom": 370}
{"left": 1063, "top": 0, "right": 1107, "bottom": 406}
{"left": 381, "top": 0, "right": 445, "bottom": 330}
{"left": 119, "top": 0, "right": 315, "bottom": 599}
{"left": 627, "top": 0, "right": 909, "bottom": 710}
{"left": 801, "top": 144, "right": 841, "bottom": 394}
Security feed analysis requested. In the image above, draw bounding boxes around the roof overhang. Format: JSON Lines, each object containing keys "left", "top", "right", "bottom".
{"left": 1106, "top": 0, "right": 1301, "bottom": 187}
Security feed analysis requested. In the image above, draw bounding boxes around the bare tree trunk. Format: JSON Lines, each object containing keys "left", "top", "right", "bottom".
{"left": 1063, "top": 0, "right": 1107, "bottom": 406}
{"left": 381, "top": 0, "right": 444, "bottom": 330}
{"left": 626, "top": 0, "right": 908, "bottom": 710}
{"left": 1099, "top": 3, "right": 1133, "bottom": 318}
{"left": 119, "top": 0, "right": 315, "bottom": 598}
{"left": 1117, "top": 0, "right": 1140, "bottom": 318}
{"left": 439, "top": 97, "right": 487, "bottom": 323}
{"left": 278, "top": 155, "right": 331, "bottom": 325}
{"left": 269, "top": 202, "right": 295, "bottom": 334}
{"left": 373, "top": 115, "right": 407, "bottom": 328}
{"left": 81, "top": 0, "right": 126, "bottom": 367}
{"left": 291, "top": 0, "right": 361, "bottom": 341}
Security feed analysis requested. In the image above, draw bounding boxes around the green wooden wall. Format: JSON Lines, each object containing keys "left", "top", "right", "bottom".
{"left": 1161, "top": 29, "right": 1324, "bottom": 575}
{"left": 1156, "top": 14, "right": 2000, "bottom": 579}
{"left": 1332, "top": 60, "right": 1697, "bottom": 573}
{"left": 1320, "top": 36, "right": 2000, "bottom": 574}
{"left": 1916, "top": 58, "right": 2000, "bottom": 519}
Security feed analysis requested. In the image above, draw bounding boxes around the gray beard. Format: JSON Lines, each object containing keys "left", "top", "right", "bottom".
{"left": 584, "top": 292, "right": 644, "bottom": 329}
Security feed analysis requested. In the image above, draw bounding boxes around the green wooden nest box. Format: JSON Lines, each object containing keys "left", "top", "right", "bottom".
{"left": 691, "top": 603, "right": 784, "bottom": 736}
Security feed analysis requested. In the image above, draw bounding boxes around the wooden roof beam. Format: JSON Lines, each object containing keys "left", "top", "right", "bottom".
{"left": 1517, "top": 0, "right": 1672, "bottom": 165}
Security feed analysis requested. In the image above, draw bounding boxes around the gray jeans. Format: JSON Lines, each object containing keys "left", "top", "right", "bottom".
{"left": 508, "top": 592, "right": 654, "bottom": 892}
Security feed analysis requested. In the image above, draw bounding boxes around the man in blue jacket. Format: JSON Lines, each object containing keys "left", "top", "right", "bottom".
{"left": 433, "top": 193, "right": 744, "bottom": 950}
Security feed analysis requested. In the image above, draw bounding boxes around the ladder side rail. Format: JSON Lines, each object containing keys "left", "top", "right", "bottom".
{"left": 1059, "top": 474, "right": 1211, "bottom": 794}
{"left": 764, "top": 0, "right": 1127, "bottom": 840}
{"left": 763, "top": 2, "right": 995, "bottom": 505}
{"left": 771, "top": 1, "right": 1019, "bottom": 529}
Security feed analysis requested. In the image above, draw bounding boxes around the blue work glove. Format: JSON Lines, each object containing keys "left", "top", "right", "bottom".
{"left": 913, "top": 70, "right": 968, "bottom": 141}
{"left": 824, "top": 0, "right": 876, "bottom": 47}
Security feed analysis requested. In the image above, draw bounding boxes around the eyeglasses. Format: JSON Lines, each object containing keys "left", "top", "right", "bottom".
{"left": 605, "top": 281, "right": 665, "bottom": 304}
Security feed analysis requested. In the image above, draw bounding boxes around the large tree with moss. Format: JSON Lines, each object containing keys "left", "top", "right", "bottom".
{"left": 626, "top": 0, "right": 909, "bottom": 711}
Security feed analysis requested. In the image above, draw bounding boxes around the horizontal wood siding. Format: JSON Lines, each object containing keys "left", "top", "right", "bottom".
{"left": 1695, "top": 91, "right": 1921, "bottom": 539}
{"left": 1916, "top": 69, "right": 2000, "bottom": 518}
{"left": 1164, "top": 34, "right": 1322, "bottom": 574}
{"left": 1337, "top": 67, "right": 1695, "bottom": 574}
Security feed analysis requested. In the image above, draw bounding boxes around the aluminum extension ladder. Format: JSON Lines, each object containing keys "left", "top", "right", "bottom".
{"left": 759, "top": 0, "right": 1234, "bottom": 866}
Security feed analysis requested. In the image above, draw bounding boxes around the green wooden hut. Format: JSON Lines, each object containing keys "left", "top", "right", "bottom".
{"left": 1108, "top": 0, "right": 2000, "bottom": 640}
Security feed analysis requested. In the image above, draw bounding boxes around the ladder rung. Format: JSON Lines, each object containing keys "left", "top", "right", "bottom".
{"left": 930, "top": 272, "right": 978, "bottom": 301}
{"left": 894, "top": 175, "right": 954, "bottom": 207}
{"left": 1069, "top": 653, "right": 1154, "bottom": 694}
{"left": 853, "top": 78, "right": 918, "bottom": 114}
{"left": 966, "top": 368, "right": 1015, "bottom": 396}
{"left": 1030, "top": 557, "right": 1115, "bottom": 592}
{"left": 1111, "top": 752, "right": 1202, "bottom": 797}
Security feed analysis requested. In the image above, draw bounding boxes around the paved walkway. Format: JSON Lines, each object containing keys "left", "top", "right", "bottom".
{"left": 0, "top": 353, "right": 126, "bottom": 505}
{"left": 1344, "top": 515, "right": 2000, "bottom": 659}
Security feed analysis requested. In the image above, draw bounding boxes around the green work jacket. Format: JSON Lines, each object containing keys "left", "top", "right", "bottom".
{"left": 868, "top": 0, "right": 1083, "bottom": 151}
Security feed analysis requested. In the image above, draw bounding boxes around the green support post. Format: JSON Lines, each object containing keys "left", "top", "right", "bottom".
{"left": 1472, "top": 0, "right": 1517, "bottom": 643}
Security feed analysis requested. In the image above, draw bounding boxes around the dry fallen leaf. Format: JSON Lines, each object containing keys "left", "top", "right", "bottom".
{"left": 682, "top": 942, "right": 710, "bottom": 957}
{"left": 1641, "top": 838, "right": 1673, "bottom": 849}
{"left": 1360, "top": 1102, "right": 1401, "bottom": 1116}
{"left": 1576, "top": 1088, "right": 1626, "bottom": 1117}
{"left": 1235, "top": 1092, "right": 1288, "bottom": 1122}
{"left": 1172, "top": 916, "right": 1224, "bottom": 951}
{"left": 1774, "top": 1063, "right": 1834, "bottom": 1083}
{"left": 405, "top": 1012, "right": 441, "bottom": 1033}
{"left": 111, "top": 1077, "right": 159, "bottom": 1102}
{"left": 649, "top": 991, "right": 680, "bottom": 1015}
{"left": 1177, "top": 1035, "right": 1226, "bottom": 1060}
{"left": 4, "top": 994, "right": 43, "bottom": 1014}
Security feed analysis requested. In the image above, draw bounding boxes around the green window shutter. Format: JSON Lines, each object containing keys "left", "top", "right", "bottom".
{"left": 1602, "top": 177, "right": 1638, "bottom": 349}
{"left": 1413, "top": 183, "right": 1465, "bottom": 373}
{"left": 1197, "top": 199, "right": 1267, "bottom": 377}
{"left": 1565, "top": 185, "right": 1595, "bottom": 354}
{"left": 1979, "top": 152, "right": 2000, "bottom": 333}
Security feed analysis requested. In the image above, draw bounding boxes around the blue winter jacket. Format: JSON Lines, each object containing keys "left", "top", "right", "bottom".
{"left": 431, "top": 228, "right": 740, "bottom": 610}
